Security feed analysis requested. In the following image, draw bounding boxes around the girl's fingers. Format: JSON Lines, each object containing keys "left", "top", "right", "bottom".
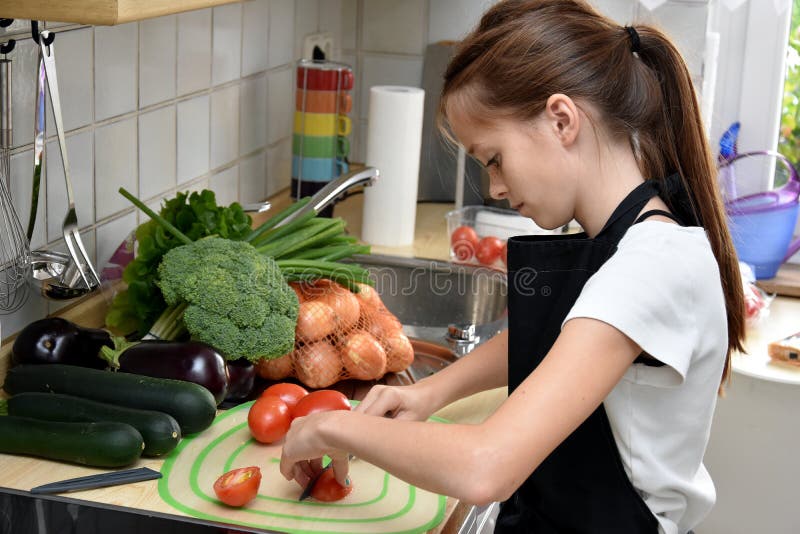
{"left": 330, "top": 453, "right": 350, "bottom": 487}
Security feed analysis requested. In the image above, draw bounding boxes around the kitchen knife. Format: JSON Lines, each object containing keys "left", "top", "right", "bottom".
{"left": 30, "top": 467, "right": 162, "bottom": 495}
{"left": 298, "top": 454, "right": 355, "bottom": 501}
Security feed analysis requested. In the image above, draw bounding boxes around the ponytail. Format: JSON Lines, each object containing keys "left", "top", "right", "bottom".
{"left": 634, "top": 26, "right": 745, "bottom": 390}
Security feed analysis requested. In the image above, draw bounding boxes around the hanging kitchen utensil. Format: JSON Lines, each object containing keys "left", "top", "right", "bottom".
{"left": 27, "top": 36, "right": 45, "bottom": 241}
{"left": 0, "top": 51, "right": 32, "bottom": 312}
{"left": 39, "top": 31, "right": 100, "bottom": 293}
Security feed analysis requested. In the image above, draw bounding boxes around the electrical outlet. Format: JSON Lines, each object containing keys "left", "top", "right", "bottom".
{"left": 302, "top": 32, "right": 335, "bottom": 60}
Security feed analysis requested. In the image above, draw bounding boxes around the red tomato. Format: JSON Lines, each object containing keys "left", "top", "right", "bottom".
{"left": 475, "top": 236, "right": 505, "bottom": 266}
{"left": 310, "top": 468, "right": 353, "bottom": 502}
{"left": 248, "top": 396, "right": 291, "bottom": 443}
{"left": 450, "top": 225, "right": 479, "bottom": 262}
{"left": 500, "top": 241, "right": 508, "bottom": 268}
{"left": 260, "top": 383, "right": 309, "bottom": 410}
{"left": 213, "top": 466, "right": 262, "bottom": 507}
{"left": 291, "top": 389, "right": 351, "bottom": 419}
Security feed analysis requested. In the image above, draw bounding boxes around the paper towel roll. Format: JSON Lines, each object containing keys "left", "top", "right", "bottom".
{"left": 362, "top": 86, "right": 425, "bottom": 246}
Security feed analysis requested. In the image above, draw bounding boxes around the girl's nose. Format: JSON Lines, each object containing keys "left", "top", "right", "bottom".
{"left": 488, "top": 175, "right": 508, "bottom": 200}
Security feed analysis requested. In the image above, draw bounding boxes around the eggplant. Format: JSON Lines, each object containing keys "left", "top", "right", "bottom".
{"left": 224, "top": 359, "right": 256, "bottom": 402}
{"left": 100, "top": 340, "right": 229, "bottom": 405}
{"left": 11, "top": 318, "right": 112, "bottom": 369}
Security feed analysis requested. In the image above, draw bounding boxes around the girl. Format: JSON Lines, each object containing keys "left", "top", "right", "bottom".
{"left": 280, "top": 1, "right": 745, "bottom": 532}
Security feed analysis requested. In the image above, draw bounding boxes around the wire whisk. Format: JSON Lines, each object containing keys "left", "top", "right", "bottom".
{"left": 0, "top": 57, "right": 31, "bottom": 313}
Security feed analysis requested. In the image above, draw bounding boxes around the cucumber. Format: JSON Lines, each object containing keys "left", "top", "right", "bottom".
{"left": 3, "top": 364, "right": 216, "bottom": 434}
{"left": 4, "top": 393, "right": 181, "bottom": 457}
{"left": 0, "top": 416, "right": 144, "bottom": 467}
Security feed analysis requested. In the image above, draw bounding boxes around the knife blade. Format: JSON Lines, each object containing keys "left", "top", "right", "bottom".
{"left": 30, "top": 467, "right": 162, "bottom": 495}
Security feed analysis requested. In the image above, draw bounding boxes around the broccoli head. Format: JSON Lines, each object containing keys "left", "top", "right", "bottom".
{"left": 156, "top": 237, "right": 299, "bottom": 361}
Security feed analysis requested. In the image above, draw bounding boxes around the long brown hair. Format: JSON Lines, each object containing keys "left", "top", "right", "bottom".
{"left": 440, "top": 0, "right": 745, "bottom": 389}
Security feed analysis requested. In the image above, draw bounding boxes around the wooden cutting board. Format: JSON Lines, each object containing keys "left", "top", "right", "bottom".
{"left": 159, "top": 401, "right": 447, "bottom": 534}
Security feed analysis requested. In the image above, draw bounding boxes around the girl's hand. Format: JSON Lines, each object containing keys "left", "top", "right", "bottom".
{"left": 354, "top": 384, "right": 434, "bottom": 421}
{"left": 280, "top": 412, "right": 350, "bottom": 488}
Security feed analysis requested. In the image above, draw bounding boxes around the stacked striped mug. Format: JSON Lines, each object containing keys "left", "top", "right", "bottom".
{"left": 293, "top": 60, "right": 354, "bottom": 216}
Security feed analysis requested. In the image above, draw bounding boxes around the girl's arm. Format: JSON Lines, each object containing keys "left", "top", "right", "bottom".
{"left": 280, "top": 317, "right": 642, "bottom": 505}
{"left": 355, "top": 328, "right": 509, "bottom": 420}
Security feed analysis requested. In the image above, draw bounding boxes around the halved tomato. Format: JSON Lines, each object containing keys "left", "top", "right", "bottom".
{"left": 310, "top": 468, "right": 353, "bottom": 502}
{"left": 213, "top": 466, "right": 262, "bottom": 507}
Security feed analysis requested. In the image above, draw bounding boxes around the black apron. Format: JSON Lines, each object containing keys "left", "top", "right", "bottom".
{"left": 496, "top": 175, "right": 691, "bottom": 533}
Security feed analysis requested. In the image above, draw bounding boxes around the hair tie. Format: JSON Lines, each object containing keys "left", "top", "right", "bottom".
{"left": 624, "top": 26, "right": 641, "bottom": 54}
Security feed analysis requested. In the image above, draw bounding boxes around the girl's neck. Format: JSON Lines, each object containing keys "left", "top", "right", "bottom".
{"left": 573, "top": 137, "right": 645, "bottom": 238}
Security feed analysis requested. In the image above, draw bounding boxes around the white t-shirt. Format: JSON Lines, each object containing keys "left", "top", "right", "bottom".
{"left": 563, "top": 220, "right": 728, "bottom": 534}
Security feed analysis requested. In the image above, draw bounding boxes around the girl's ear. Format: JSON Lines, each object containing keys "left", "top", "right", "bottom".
{"left": 544, "top": 94, "right": 580, "bottom": 147}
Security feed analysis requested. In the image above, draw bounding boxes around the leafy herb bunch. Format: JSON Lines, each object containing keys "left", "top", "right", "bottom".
{"left": 105, "top": 190, "right": 252, "bottom": 336}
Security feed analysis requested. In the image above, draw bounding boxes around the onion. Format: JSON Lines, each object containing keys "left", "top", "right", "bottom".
{"left": 384, "top": 332, "right": 414, "bottom": 373}
{"left": 256, "top": 353, "right": 294, "bottom": 380}
{"left": 355, "top": 283, "right": 382, "bottom": 311}
{"left": 320, "top": 287, "right": 361, "bottom": 332}
{"left": 341, "top": 331, "right": 387, "bottom": 380}
{"left": 292, "top": 341, "right": 343, "bottom": 389}
{"left": 295, "top": 300, "right": 336, "bottom": 342}
{"left": 365, "top": 309, "right": 403, "bottom": 342}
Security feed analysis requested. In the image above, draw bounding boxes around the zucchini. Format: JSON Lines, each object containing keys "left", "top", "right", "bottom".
{"left": 0, "top": 416, "right": 143, "bottom": 467}
{"left": 4, "top": 393, "right": 181, "bottom": 457}
{"left": 3, "top": 364, "right": 216, "bottom": 434}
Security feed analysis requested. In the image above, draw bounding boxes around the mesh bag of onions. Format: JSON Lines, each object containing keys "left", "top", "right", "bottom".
{"left": 255, "top": 279, "right": 415, "bottom": 388}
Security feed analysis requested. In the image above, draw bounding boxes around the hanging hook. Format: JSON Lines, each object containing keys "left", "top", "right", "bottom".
{"left": 0, "top": 19, "right": 13, "bottom": 28}
{"left": 0, "top": 39, "right": 15, "bottom": 55}
{"left": 31, "top": 21, "right": 55, "bottom": 46}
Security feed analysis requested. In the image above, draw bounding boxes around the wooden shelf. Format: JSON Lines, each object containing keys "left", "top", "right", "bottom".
{"left": 0, "top": 0, "right": 240, "bottom": 26}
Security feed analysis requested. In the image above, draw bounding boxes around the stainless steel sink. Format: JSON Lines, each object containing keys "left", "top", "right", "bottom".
{"left": 352, "top": 254, "right": 508, "bottom": 356}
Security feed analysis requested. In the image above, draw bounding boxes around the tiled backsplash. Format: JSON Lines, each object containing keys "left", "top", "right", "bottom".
{"left": 0, "top": 0, "right": 709, "bottom": 337}
{"left": 0, "top": 0, "right": 350, "bottom": 336}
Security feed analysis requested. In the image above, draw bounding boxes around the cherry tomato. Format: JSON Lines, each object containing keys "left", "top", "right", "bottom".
{"left": 213, "top": 466, "right": 262, "bottom": 507}
{"left": 291, "top": 389, "right": 351, "bottom": 419}
{"left": 310, "top": 468, "right": 353, "bottom": 502}
{"left": 248, "top": 396, "right": 291, "bottom": 443}
{"left": 475, "top": 236, "right": 505, "bottom": 266}
{"left": 450, "top": 225, "right": 479, "bottom": 262}
{"left": 260, "top": 382, "right": 309, "bottom": 410}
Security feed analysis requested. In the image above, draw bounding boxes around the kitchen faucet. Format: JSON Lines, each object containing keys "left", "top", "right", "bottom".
{"left": 277, "top": 166, "right": 379, "bottom": 227}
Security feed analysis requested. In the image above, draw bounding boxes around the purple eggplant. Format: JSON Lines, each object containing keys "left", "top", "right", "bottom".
{"left": 11, "top": 317, "right": 111, "bottom": 369}
{"left": 100, "top": 340, "right": 229, "bottom": 405}
{"left": 225, "top": 359, "right": 256, "bottom": 402}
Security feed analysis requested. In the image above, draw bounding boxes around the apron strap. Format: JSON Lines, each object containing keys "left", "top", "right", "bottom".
{"left": 634, "top": 209, "right": 684, "bottom": 226}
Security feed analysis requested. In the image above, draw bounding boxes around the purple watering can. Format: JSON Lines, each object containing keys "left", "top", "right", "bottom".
{"left": 720, "top": 151, "right": 800, "bottom": 280}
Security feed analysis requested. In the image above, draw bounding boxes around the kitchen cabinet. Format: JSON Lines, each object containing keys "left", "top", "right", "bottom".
{"left": 0, "top": 0, "right": 239, "bottom": 26}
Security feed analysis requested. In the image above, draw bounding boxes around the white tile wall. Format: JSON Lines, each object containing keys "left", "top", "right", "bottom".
{"left": 94, "top": 117, "right": 138, "bottom": 220}
{"left": 239, "top": 151, "right": 268, "bottom": 203}
{"left": 96, "top": 212, "right": 136, "bottom": 270}
{"left": 177, "top": 94, "right": 210, "bottom": 184}
{"left": 428, "top": 0, "right": 491, "bottom": 43}
{"left": 177, "top": 10, "right": 212, "bottom": 96}
{"left": 267, "top": 67, "right": 293, "bottom": 144}
{"left": 139, "top": 16, "right": 177, "bottom": 107}
{"left": 48, "top": 28, "right": 94, "bottom": 132}
{"left": 210, "top": 84, "right": 241, "bottom": 169}
{"left": 242, "top": 0, "right": 271, "bottom": 76}
{"left": 269, "top": 0, "right": 295, "bottom": 68}
{"left": 212, "top": 3, "right": 243, "bottom": 86}
{"left": 138, "top": 105, "right": 177, "bottom": 199}
{"left": 266, "top": 137, "right": 292, "bottom": 196}
{"left": 294, "top": 0, "right": 320, "bottom": 59}
{"left": 209, "top": 165, "right": 239, "bottom": 206}
{"left": 95, "top": 23, "right": 138, "bottom": 121}
{"left": 239, "top": 74, "right": 268, "bottom": 155}
{"left": 362, "top": 0, "right": 427, "bottom": 54}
